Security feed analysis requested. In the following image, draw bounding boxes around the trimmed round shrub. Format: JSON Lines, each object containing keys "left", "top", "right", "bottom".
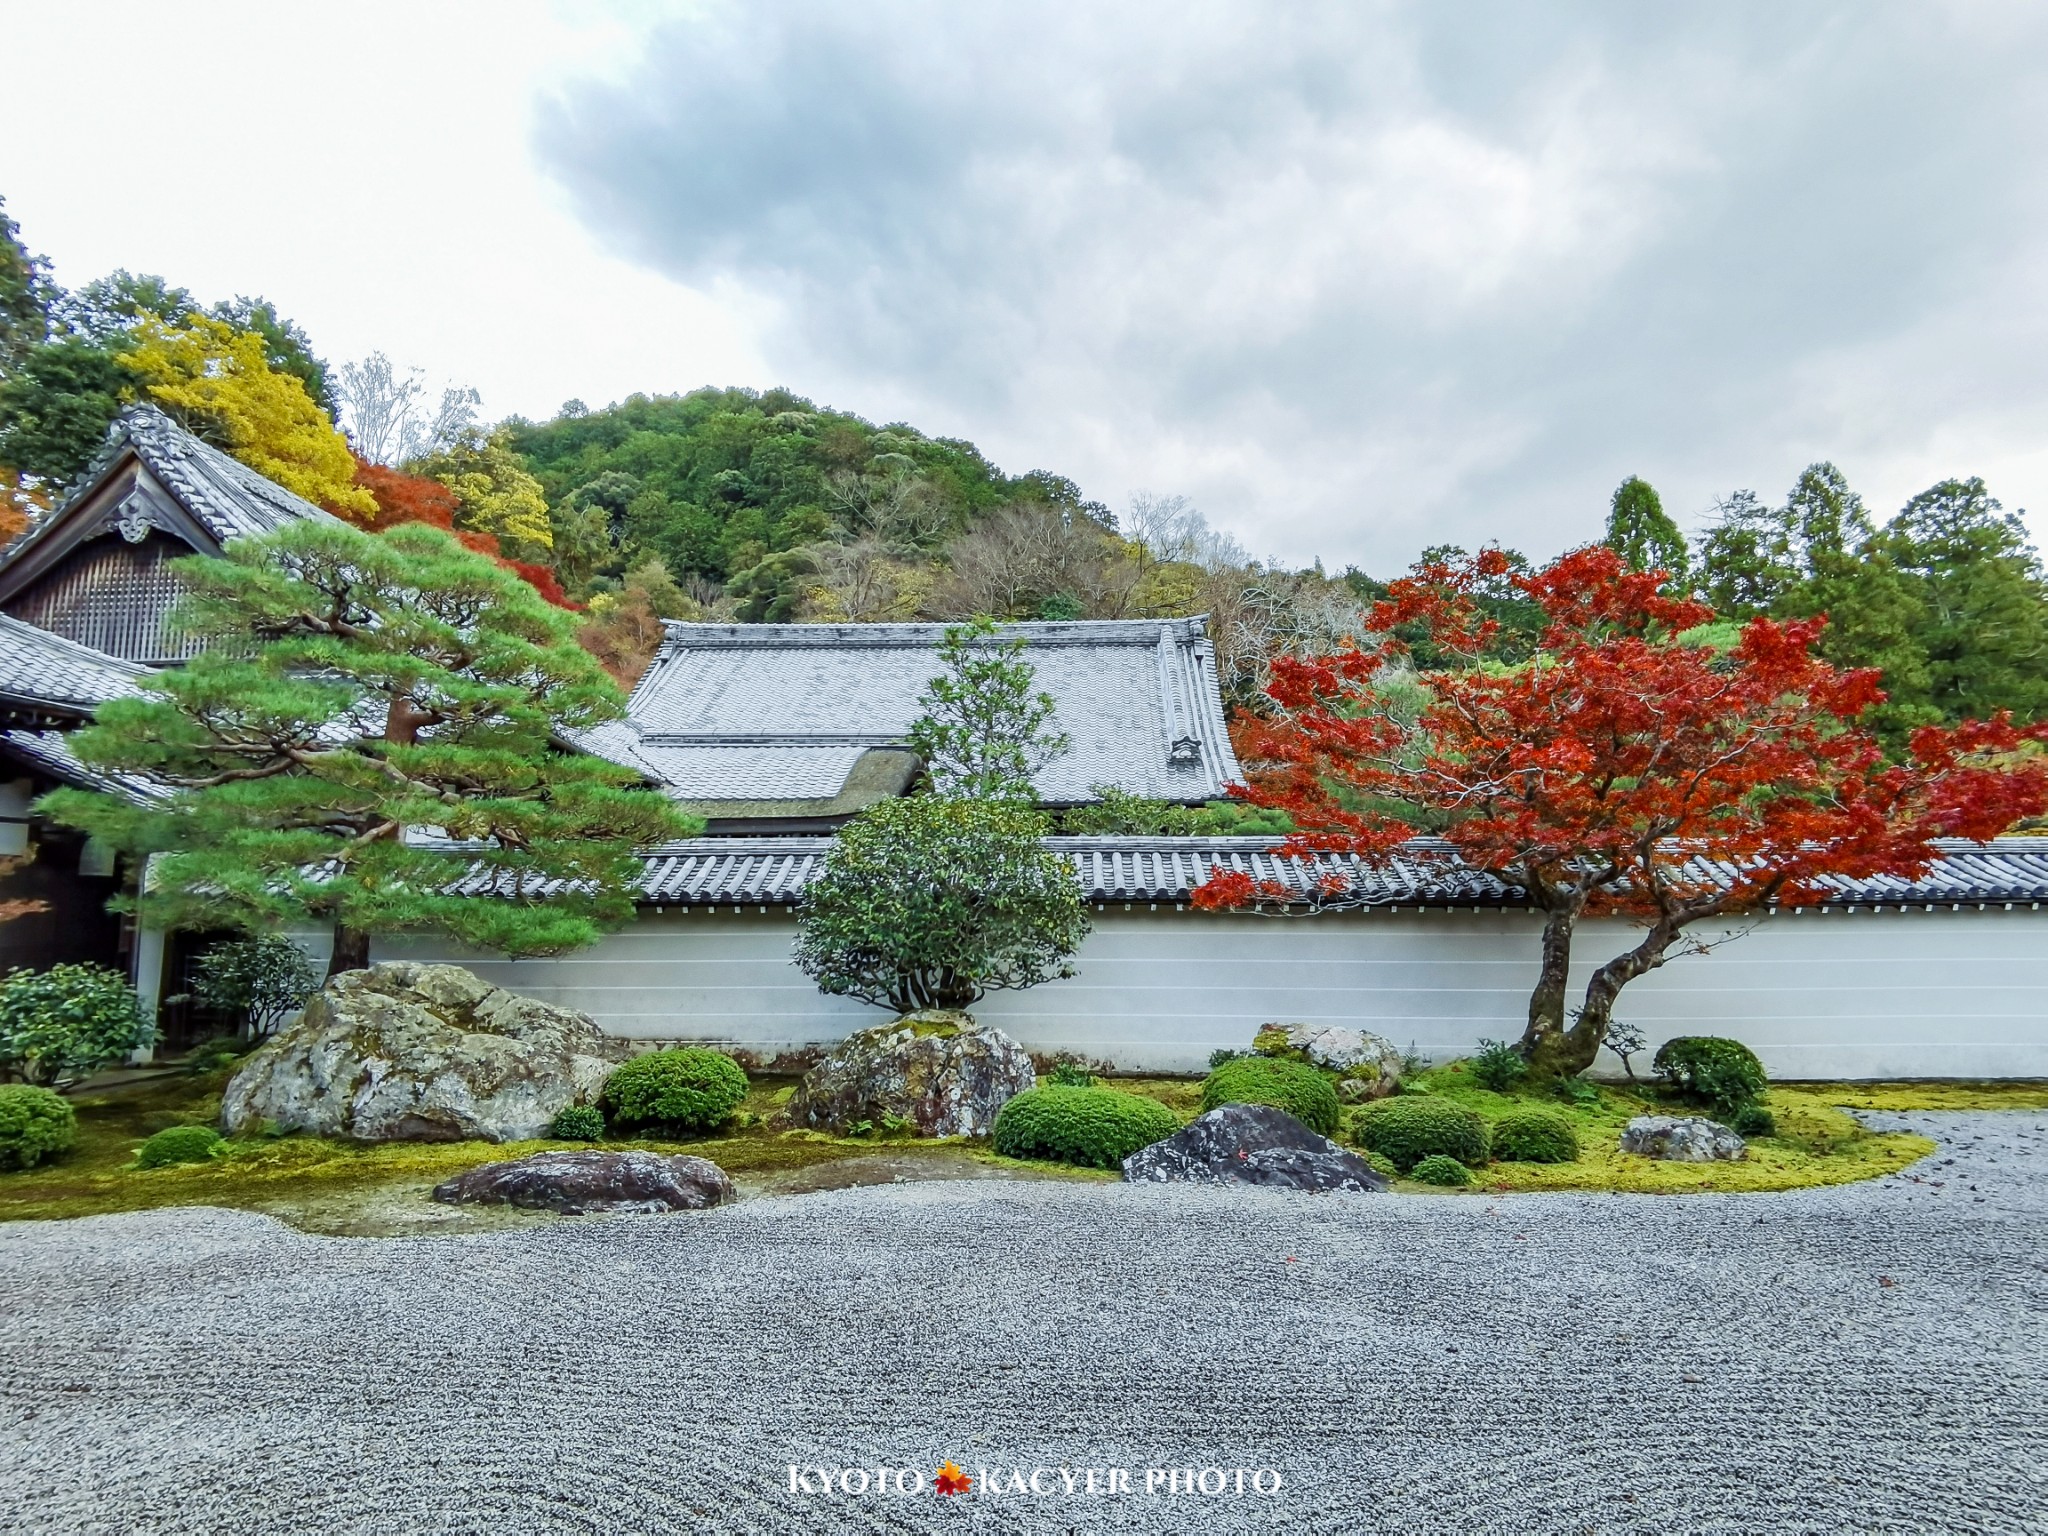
{"left": 1199, "top": 1056, "right": 1340, "bottom": 1137}
{"left": 600, "top": 1048, "right": 749, "bottom": 1135}
{"left": 1360, "top": 1148, "right": 1398, "bottom": 1180}
{"left": 993, "top": 1086, "right": 1180, "bottom": 1169}
{"left": 1730, "top": 1102, "right": 1777, "bottom": 1138}
{"left": 549, "top": 1104, "right": 605, "bottom": 1141}
{"left": 135, "top": 1125, "right": 224, "bottom": 1169}
{"left": 1410, "top": 1154, "right": 1472, "bottom": 1187}
{"left": 1354, "top": 1095, "right": 1490, "bottom": 1172}
{"left": 1490, "top": 1108, "right": 1581, "bottom": 1164}
{"left": 1653, "top": 1036, "right": 1767, "bottom": 1117}
{"left": 0, "top": 1084, "right": 76, "bottom": 1170}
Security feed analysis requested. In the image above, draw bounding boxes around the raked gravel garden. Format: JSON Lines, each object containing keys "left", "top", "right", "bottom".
{"left": 0, "top": 1107, "right": 2042, "bottom": 1535}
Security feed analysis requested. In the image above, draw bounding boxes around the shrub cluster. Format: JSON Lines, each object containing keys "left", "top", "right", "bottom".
{"left": 1044, "top": 1058, "right": 1096, "bottom": 1089}
{"left": 1653, "top": 1036, "right": 1768, "bottom": 1119}
{"left": 600, "top": 1048, "right": 749, "bottom": 1135}
{"left": 549, "top": 1105, "right": 606, "bottom": 1141}
{"left": 1490, "top": 1108, "right": 1580, "bottom": 1164}
{"left": 1410, "top": 1154, "right": 1473, "bottom": 1187}
{"left": 1354, "top": 1095, "right": 1490, "bottom": 1171}
{"left": 993, "top": 1086, "right": 1180, "bottom": 1169}
{"left": 0, "top": 1084, "right": 76, "bottom": 1169}
{"left": 1730, "top": 1102, "right": 1777, "bottom": 1137}
{"left": 1199, "top": 1056, "right": 1340, "bottom": 1137}
{"left": 135, "top": 1125, "right": 225, "bottom": 1169}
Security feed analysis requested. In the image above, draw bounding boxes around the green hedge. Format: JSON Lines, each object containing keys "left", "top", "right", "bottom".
{"left": 0, "top": 1084, "right": 76, "bottom": 1170}
{"left": 1653, "top": 1036, "right": 1767, "bottom": 1118}
{"left": 549, "top": 1104, "right": 606, "bottom": 1141}
{"left": 1199, "top": 1056, "right": 1340, "bottom": 1137}
{"left": 601, "top": 1048, "right": 749, "bottom": 1134}
{"left": 1354, "top": 1095, "right": 1490, "bottom": 1171}
{"left": 993, "top": 1086, "right": 1180, "bottom": 1169}
{"left": 1490, "top": 1108, "right": 1580, "bottom": 1164}
{"left": 135, "top": 1125, "right": 225, "bottom": 1169}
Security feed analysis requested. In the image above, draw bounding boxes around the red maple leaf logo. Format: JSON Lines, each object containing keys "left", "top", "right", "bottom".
{"left": 935, "top": 1460, "right": 972, "bottom": 1497}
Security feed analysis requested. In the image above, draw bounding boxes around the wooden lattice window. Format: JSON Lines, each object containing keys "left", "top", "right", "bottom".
{"left": 5, "top": 533, "right": 202, "bottom": 662}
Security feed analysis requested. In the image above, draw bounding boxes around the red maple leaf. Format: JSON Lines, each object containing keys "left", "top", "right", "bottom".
{"left": 935, "top": 1460, "right": 972, "bottom": 1497}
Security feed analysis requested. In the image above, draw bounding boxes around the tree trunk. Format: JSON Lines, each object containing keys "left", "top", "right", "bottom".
{"left": 327, "top": 923, "right": 371, "bottom": 979}
{"left": 1537, "top": 917, "right": 1688, "bottom": 1078}
{"left": 1517, "top": 897, "right": 1582, "bottom": 1076}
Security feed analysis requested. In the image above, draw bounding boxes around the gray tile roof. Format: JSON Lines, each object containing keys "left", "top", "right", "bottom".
{"left": 0, "top": 405, "right": 338, "bottom": 581}
{"left": 0, "top": 614, "right": 150, "bottom": 719}
{"left": 0, "top": 728, "right": 168, "bottom": 801}
{"left": 613, "top": 618, "right": 1243, "bottom": 807}
{"left": 437, "top": 834, "right": 2048, "bottom": 908}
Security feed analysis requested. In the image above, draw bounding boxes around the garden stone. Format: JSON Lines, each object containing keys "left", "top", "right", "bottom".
{"left": 1122, "top": 1102, "right": 1389, "bottom": 1192}
{"left": 1256, "top": 1022, "right": 1403, "bottom": 1101}
{"left": 784, "top": 1011, "right": 1035, "bottom": 1138}
{"left": 1621, "top": 1115, "right": 1748, "bottom": 1162}
{"left": 221, "top": 962, "right": 625, "bottom": 1143}
{"left": 430, "top": 1149, "right": 735, "bottom": 1214}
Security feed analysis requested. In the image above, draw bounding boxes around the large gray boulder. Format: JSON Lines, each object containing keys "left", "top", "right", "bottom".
{"left": 221, "top": 962, "right": 625, "bottom": 1143}
{"left": 784, "top": 1011, "right": 1035, "bottom": 1138}
{"left": 1123, "top": 1103, "right": 1388, "bottom": 1192}
{"left": 1255, "top": 1022, "right": 1403, "bottom": 1102}
{"left": 1620, "top": 1115, "right": 1748, "bottom": 1162}
{"left": 431, "top": 1150, "right": 735, "bottom": 1214}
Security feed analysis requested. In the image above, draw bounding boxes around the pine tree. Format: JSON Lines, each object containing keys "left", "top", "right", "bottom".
{"left": 43, "top": 520, "right": 697, "bottom": 975}
{"left": 1603, "top": 476, "right": 1689, "bottom": 581}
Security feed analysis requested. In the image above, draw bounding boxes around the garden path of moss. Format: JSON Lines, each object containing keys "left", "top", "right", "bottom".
{"left": 3, "top": 1069, "right": 2038, "bottom": 1233}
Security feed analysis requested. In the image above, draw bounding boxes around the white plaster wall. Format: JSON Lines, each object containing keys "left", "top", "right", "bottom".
{"left": 374, "top": 902, "right": 2048, "bottom": 1080}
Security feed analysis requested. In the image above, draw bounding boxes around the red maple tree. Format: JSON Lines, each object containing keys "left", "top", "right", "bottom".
{"left": 348, "top": 459, "right": 574, "bottom": 609}
{"left": 1196, "top": 545, "right": 2048, "bottom": 1077}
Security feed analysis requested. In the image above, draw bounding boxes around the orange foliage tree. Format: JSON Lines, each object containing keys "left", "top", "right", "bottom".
{"left": 1196, "top": 545, "right": 2048, "bottom": 1077}
{"left": 350, "top": 459, "right": 571, "bottom": 609}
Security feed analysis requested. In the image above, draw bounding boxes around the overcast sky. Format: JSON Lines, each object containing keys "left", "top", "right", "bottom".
{"left": 6, "top": 1, "right": 2046, "bottom": 570}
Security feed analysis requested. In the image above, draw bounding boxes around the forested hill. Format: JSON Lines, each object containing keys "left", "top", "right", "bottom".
{"left": 505, "top": 387, "right": 1101, "bottom": 601}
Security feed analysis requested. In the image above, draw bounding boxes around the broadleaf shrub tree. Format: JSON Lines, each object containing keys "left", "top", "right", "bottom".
{"left": 0, "top": 963, "right": 156, "bottom": 1090}
{"left": 1198, "top": 545, "right": 2048, "bottom": 1078}
{"left": 795, "top": 797, "right": 1088, "bottom": 1012}
{"left": 188, "top": 935, "right": 318, "bottom": 1036}
{"left": 44, "top": 520, "right": 697, "bottom": 976}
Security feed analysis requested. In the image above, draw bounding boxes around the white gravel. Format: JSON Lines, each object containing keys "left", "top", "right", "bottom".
{"left": 1, "top": 1111, "right": 2043, "bottom": 1536}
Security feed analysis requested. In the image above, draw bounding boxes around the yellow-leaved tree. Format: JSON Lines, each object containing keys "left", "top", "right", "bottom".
{"left": 117, "top": 315, "right": 375, "bottom": 517}
{"left": 412, "top": 429, "right": 553, "bottom": 557}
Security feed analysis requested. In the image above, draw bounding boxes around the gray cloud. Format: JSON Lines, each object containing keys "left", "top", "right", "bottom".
{"left": 537, "top": 0, "right": 2048, "bottom": 570}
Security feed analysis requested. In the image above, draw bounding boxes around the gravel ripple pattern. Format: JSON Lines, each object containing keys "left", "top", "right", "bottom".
{"left": 0, "top": 1111, "right": 2043, "bottom": 1535}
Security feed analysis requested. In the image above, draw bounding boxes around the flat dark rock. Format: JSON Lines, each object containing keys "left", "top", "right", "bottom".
{"left": 431, "top": 1150, "right": 736, "bottom": 1215}
{"left": 1122, "top": 1102, "right": 1388, "bottom": 1192}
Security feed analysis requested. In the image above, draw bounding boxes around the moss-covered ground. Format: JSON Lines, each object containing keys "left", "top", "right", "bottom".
{"left": 3, "top": 1061, "right": 2038, "bottom": 1231}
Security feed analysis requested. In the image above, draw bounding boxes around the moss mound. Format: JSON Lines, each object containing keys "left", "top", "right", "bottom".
{"left": 1199, "top": 1056, "right": 1340, "bottom": 1137}
{"left": 993, "top": 1086, "right": 1180, "bottom": 1169}
{"left": 601, "top": 1048, "right": 749, "bottom": 1135}
{"left": 1654, "top": 1036, "right": 1767, "bottom": 1117}
{"left": 1354, "top": 1095, "right": 1490, "bottom": 1171}
{"left": 135, "top": 1125, "right": 224, "bottom": 1169}
{"left": 0, "top": 1085, "right": 76, "bottom": 1170}
{"left": 1410, "top": 1154, "right": 1473, "bottom": 1187}
{"left": 1490, "top": 1108, "right": 1580, "bottom": 1164}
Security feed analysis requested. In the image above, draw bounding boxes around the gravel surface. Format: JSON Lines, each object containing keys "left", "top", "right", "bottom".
{"left": 1, "top": 1111, "right": 2043, "bottom": 1535}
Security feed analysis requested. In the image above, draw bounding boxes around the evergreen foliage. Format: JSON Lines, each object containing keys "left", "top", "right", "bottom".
{"left": 0, "top": 964, "right": 155, "bottom": 1091}
{"left": 600, "top": 1048, "right": 748, "bottom": 1135}
{"left": 795, "top": 797, "right": 1088, "bottom": 1011}
{"left": 1653, "top": 1036, "right": 1768, "bottom": 1119}
{"left": 1604, "top": 476, "right": 1689, "bottom": 580}
{"left": 1198, "top": 1056, "right": 1341, "bottom": 1136}
{"left": 134, "top": 1124, "right": 225, "bottom": 1168}
{"left": 1354, "top": 1096, "right": 1491, "bottom": 1171}
{"left": 907, "top": 618, "right": 1070, "bottom": 803}
{"left": 187, "top": 936, "right": 319, "bottom": 1037}
{"left": 1489, "top": 1108, "right": 1581, "bottom": 1163}
{"left": 42, "top": 520, "right": 696, "bottom": 974}
{"left": 0, "top": 1084, "right": 76, "bottom": 1168}
{"left": 992, "top": 1085, "right": 1180, "bottom": 1168}
{"left": 1409, "top": 1153, "right": 1473, "bottom": 1186}
{"left": 548, "top": 1104, "right": 606, "bottom": 1141}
